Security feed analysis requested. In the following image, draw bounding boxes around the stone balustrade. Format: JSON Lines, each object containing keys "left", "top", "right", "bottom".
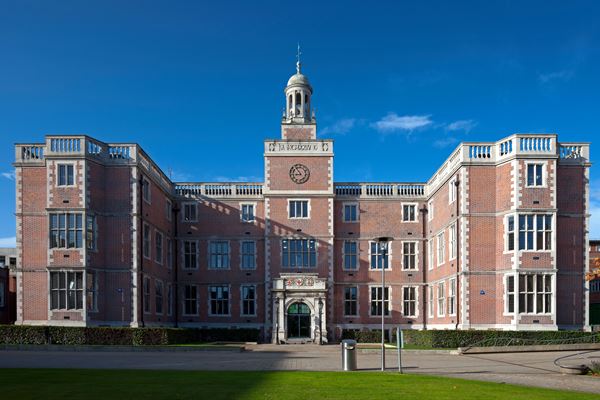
{"left": 334, "top": 183, "right": 426, "bottom": 198}
{"left": 175, "top": 183, "right": 264, "bottom": 198}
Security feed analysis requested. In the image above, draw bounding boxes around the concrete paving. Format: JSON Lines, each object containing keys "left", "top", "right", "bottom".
{"left": 1, "top": 345, "right": 599, "bottom": 394}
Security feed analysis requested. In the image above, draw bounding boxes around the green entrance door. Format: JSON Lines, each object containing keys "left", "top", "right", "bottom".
{"left": 287, "top": 302, "right": 311, "bottom": 338}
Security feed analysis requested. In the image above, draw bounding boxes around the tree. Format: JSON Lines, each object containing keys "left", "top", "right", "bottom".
{"left": 586, "top": 257, "right": 600, "bottom": 281}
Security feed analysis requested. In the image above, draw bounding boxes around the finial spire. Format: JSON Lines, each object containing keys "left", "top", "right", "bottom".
{"left": 296, "top": 43, "right": 302, "bottom": 74}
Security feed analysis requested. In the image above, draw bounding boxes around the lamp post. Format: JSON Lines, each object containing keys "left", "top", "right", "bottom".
{"left": 318, "top": 297, "right": 324, "bottom": 345}
{"left": 376, "top": 236, "right": 392, "bottom": 372}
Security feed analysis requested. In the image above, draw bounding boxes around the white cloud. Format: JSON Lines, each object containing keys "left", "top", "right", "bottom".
{"left": 433, "top": 136, "right": 459, "bottom": 148}
{"left": 371, "top": 113, "right": 433, "bottom": 133}
{"left": 169, "top": 170, "right": 193, "bottom": 182}
{"left": 1, "top": 171, "right": 15, "bottom": 180}
{"left": 446, "top": 119, "right": 478, "bottom": 133}
{"left": 0, "top": 237, "right": 16, "bottom": 247}
{"left": 211, "top": 176, "right": 262, "bottom": 183}
{"left": 538, "top": 70, "right": 574, "bottom": 84}
{"left": 320, "top": 118, "right": 356, "bottom": 136}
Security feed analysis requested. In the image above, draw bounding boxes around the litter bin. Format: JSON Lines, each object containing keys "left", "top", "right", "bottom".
{"left": 341, "top": 339, "right": 357, "bottom": 371}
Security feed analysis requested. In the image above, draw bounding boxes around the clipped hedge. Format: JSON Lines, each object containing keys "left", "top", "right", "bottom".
{"left": 341, "top": 329, "right": 600, "bottom": 348}
{"left": 0, "top": 325, "right": 260, "bottom": 346}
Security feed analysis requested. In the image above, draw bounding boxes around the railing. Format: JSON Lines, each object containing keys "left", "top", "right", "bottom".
{"left": 335, "top": 183, "right": 426, "bottom": 198}
{"left": 175, "top": 183, "right": 265, "bottom": 198}
{"left": 559, "top": 144, "right": 588, "bottom": 161}
{"left": 18, "top": 145, "right": 45, "bottom": 161}
{"left": 50, "top": 137, "right": 81, "bottom": 153}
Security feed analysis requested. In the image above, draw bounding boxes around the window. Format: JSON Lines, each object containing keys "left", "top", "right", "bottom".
{"left": 166, "top": 238, "right": 173, "bottom": 269}
{"left": 403, "top": 287, "right": 416, "bottom": 317}
{"left": 86, "top": 215, "right": 96, "bottom": 251}
{"left": 50, "top": 271, "right": 83, "bottom": 310}
{"left": 437, "top": 232, "right": 445, "bottom": 266}
{"left": 49, "top": 213, "right": 83, "bottom": 249}
{"left": 402, "top": 242, "right": 417, "bottom": 270}
{"left": 155, "top": 231, "right": 163, "bottom": 264}
{"left": 86, "top": 271, "right": 97, "bottom": 312}
{"left": 591, "top": 280, "right": 600, "bottom": 293}
{"left": 240, "top": 203, "right": 255, "bottom": 223}
{"left": 57, "top": 164, "right": 74, "bottom": 186}
{"left": 209, "top": 241, "right": 230, "bottom": 269}
{"left": 183, "top": 285, "right": 198, "bottom": 315}
{"left": 209, "top": 285, "right": 229, "bottom": 315}
{"left": 428, "top": 200, "right": 434, "bottom": 221}
{"left": 449, "top": 224, "right": 457, "bottom": 260}
{"left": 241, "top": 285, "right": 256, "bottom": 316}
{"left": 402, "top": 204, "right": 416, "bottom": 222}
{"left": 155, "top": 280, "right": 164, "bottom": 314}
{"left": 183, "top": 203, "right": 197, "bottom": 222}
{"left": 343, "top": 203, "right": 358, "bottom": 222}
{"left": 166, "top": 200, "right": 172, "bottom": 221}
{"left": 428, "top": 285, "right": 434, "bottom": 318}
{"left": 519, "top": 274, "right": 552, "bottom": 314}
{"left": 370, "top": 241, "right": 390, "bottom": 270}
{"left": 343, "top": 241, "right": 358, "bottom": 270}
{"left": 167, "top": 284, "right": 173, "bottom": 316}
{"left": 0, "top": 281, "right": 4, "bottom": 307}
{"left": 437, "top": 282, "right": 445, "bottom": 317}
{"left": 518, "top": 214, "right": 552, "bottom": 251}
{"left": 370, "top": 286, "right": 390, "bottom": 316}
{"left": 282, "top": 239, "right": 316, "bottom": 268}
{"left": 506, "top": 216, "right": 515, "bottom": 251}
{"left": 241, "top": 241, "right": 256, "bottom": 269}
{"left": 527, "top": 163, "right": 544, "bottom": 187}
{"left": 183, "top": 241, "right": 198, "bottom": 269}
{"left": 143, "top": 224, "right": 151, "bottom": 259}
{"left": 506, "top": 275, "right": 515, "bottom": 313}
{"left": 142, "top": 177, "right": 151, "bottom": 203}
{"left": 449, "top": 178, "right": 457, "bottom": 203}
{"left": 428, "top": 240, "right": 433, "bottom": 270}
{"left": 448, "top": 278, "right": 456, "bottom": 315}
{"left": 344, "top": 286, "right": 358, "bottom": 316}
{"left": 289, "top": 200, "right": 309, "bottom": 218}
{"left": 143, "top": 277, "right": 151, "bottom": 313}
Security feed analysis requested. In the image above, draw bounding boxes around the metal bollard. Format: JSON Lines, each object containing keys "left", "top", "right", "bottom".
{"left": 341, "top": 339, "right": 357, "bottom": 371}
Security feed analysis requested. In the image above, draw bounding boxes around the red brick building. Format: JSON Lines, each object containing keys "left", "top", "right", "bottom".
{"left": 589, "top": 240, "right": 600, "bottom": 325}
{"left": 13, "top": 61, "right": 592, "bottom": 340}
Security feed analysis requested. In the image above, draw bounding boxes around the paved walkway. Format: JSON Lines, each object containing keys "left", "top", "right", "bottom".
{"left": 1, "top": 344, "right": 599, "bottom": 394}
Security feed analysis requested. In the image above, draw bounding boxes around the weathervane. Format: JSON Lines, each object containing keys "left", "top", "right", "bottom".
{"left": 296, "top": 43, "right": 302, "bottom": 74}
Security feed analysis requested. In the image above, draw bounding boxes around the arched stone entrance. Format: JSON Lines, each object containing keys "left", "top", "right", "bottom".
{"left": 287, "top": 302, "right": 311, "bottom": 338}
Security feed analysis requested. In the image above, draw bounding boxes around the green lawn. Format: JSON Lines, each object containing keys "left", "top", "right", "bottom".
{"left": 2, "top": 369, "right": 598, "bottom": 399}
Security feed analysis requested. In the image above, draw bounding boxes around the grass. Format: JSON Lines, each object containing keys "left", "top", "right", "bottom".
{"left": 2, "top": 369, "right": 598, "bottom": 400}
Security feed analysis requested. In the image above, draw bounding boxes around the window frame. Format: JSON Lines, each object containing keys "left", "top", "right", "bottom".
{"left": 208, "top": 240, "right": 231, "bottom": 270}
{"left": 209, "top": 284, "right": 230, "bottom": 316}
{"left": 402, "top": 286, "right": 417, "bottom": 318}
{"left": 401, "top": 241, "right": 418, "bottom": 271}
{"left": 142, "top": 176, "right": 151, "bottom": 204}
{"left": 449, "top": 223, "right": 457, "bottom": 260}
{"left": 344, "top": 286, "right": 358, "bottom": 316}
{"left": 288, "top": 199, "right": 310, "bottom": 219}
{"left": 240, "top": 240, "right": 257, "bottom": 270}
{"left": 86, "top": 270, "right": 98, "bottom": 312}
{"left": 183, "top": 240, "right": 199, "bottom": 270}
{"left": 182, "top": 202, "right": 198, "bottom": 222}
{"left": 525, "top": 162, "right": 546, "bottom": 188}
{"left": 342, "top": 240, "right": 358, "bottom": 271}
{"left": 49, "top": 212, "right": 84, "bottom": 249}
{"left": 281, "top": 238, "right": 317, "bottom": 268}
{"left": 143, "top": 276, "right": 151, "bottom": 314}
{"left": 49, "top": 270, "right": 84, "bottom": 311}
{"left": 369, "top": 285, "right": 391, "bottom": 317}
{"left": 240, "top": 202, "right": 256, "bottom": 223}
{"left": 57, "top": 163, "right": 75, "bottom": 187}
{"left": 155, "top": 279, "right": 164, "bottom": 315}
{"left": 369, "top": 241, "right": 392, "bottom": 271}
{"left": 165, "top": 199, "right": 172, "bottom": 221}
{"left": 448, "top": 178, "right": 457, "bottom": 204}
{"left": 436, "top": 231, "right": 445, "bottom": 266}
{"left": 240, "top": 284, "right": 257, "bottom": 316}
{"left": 437, "top": 281, "right": 446, "bottom": 317}
{"left": 517, "top": 213, "right": 553, "bottom": 252}
{"left": 401, "top": 202, "right": 418, "bottom": 222}
{"left": 155, "top": 230, "right": 163, "bottom": 265}
{"left": 183, "top": 284, "right": 198, "bottom": 316}
{"left": 448, "top": 278, "right": 456, "bottom": 316}
{"left": 142, "top": 223, "right": 151, "bottom": 260}
{"left": 342, "top": 202, "right": 359, "bottom": 223}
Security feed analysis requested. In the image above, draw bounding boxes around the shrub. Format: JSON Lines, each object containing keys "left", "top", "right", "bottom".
{"left": 0, "top": 325, "right": 260, "bottom": 346}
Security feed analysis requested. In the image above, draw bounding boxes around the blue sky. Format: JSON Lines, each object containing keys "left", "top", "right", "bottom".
{"left": 0, "top": 0, "right": 599, "bottom": 246}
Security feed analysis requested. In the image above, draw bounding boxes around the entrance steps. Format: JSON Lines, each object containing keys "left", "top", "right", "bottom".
{"left": 285, "top": 338, "right": 314, "bottom": 345}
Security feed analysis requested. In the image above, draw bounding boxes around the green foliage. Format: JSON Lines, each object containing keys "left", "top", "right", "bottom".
{"left": 0, "top": 325, "right": 260, "bottom": 346}
{"left": 589, "top": 361, "right": 600, "bottom": 375}
{"left": 341, "top": 328, "right": 600, "bottom": 348}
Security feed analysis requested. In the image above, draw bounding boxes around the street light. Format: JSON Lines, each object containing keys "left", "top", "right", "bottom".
{"left": 318, "top": 297, "right": 324, "bottom": 345}
{"left": 376, "top": 236, "right": 392, "bottom": 372}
